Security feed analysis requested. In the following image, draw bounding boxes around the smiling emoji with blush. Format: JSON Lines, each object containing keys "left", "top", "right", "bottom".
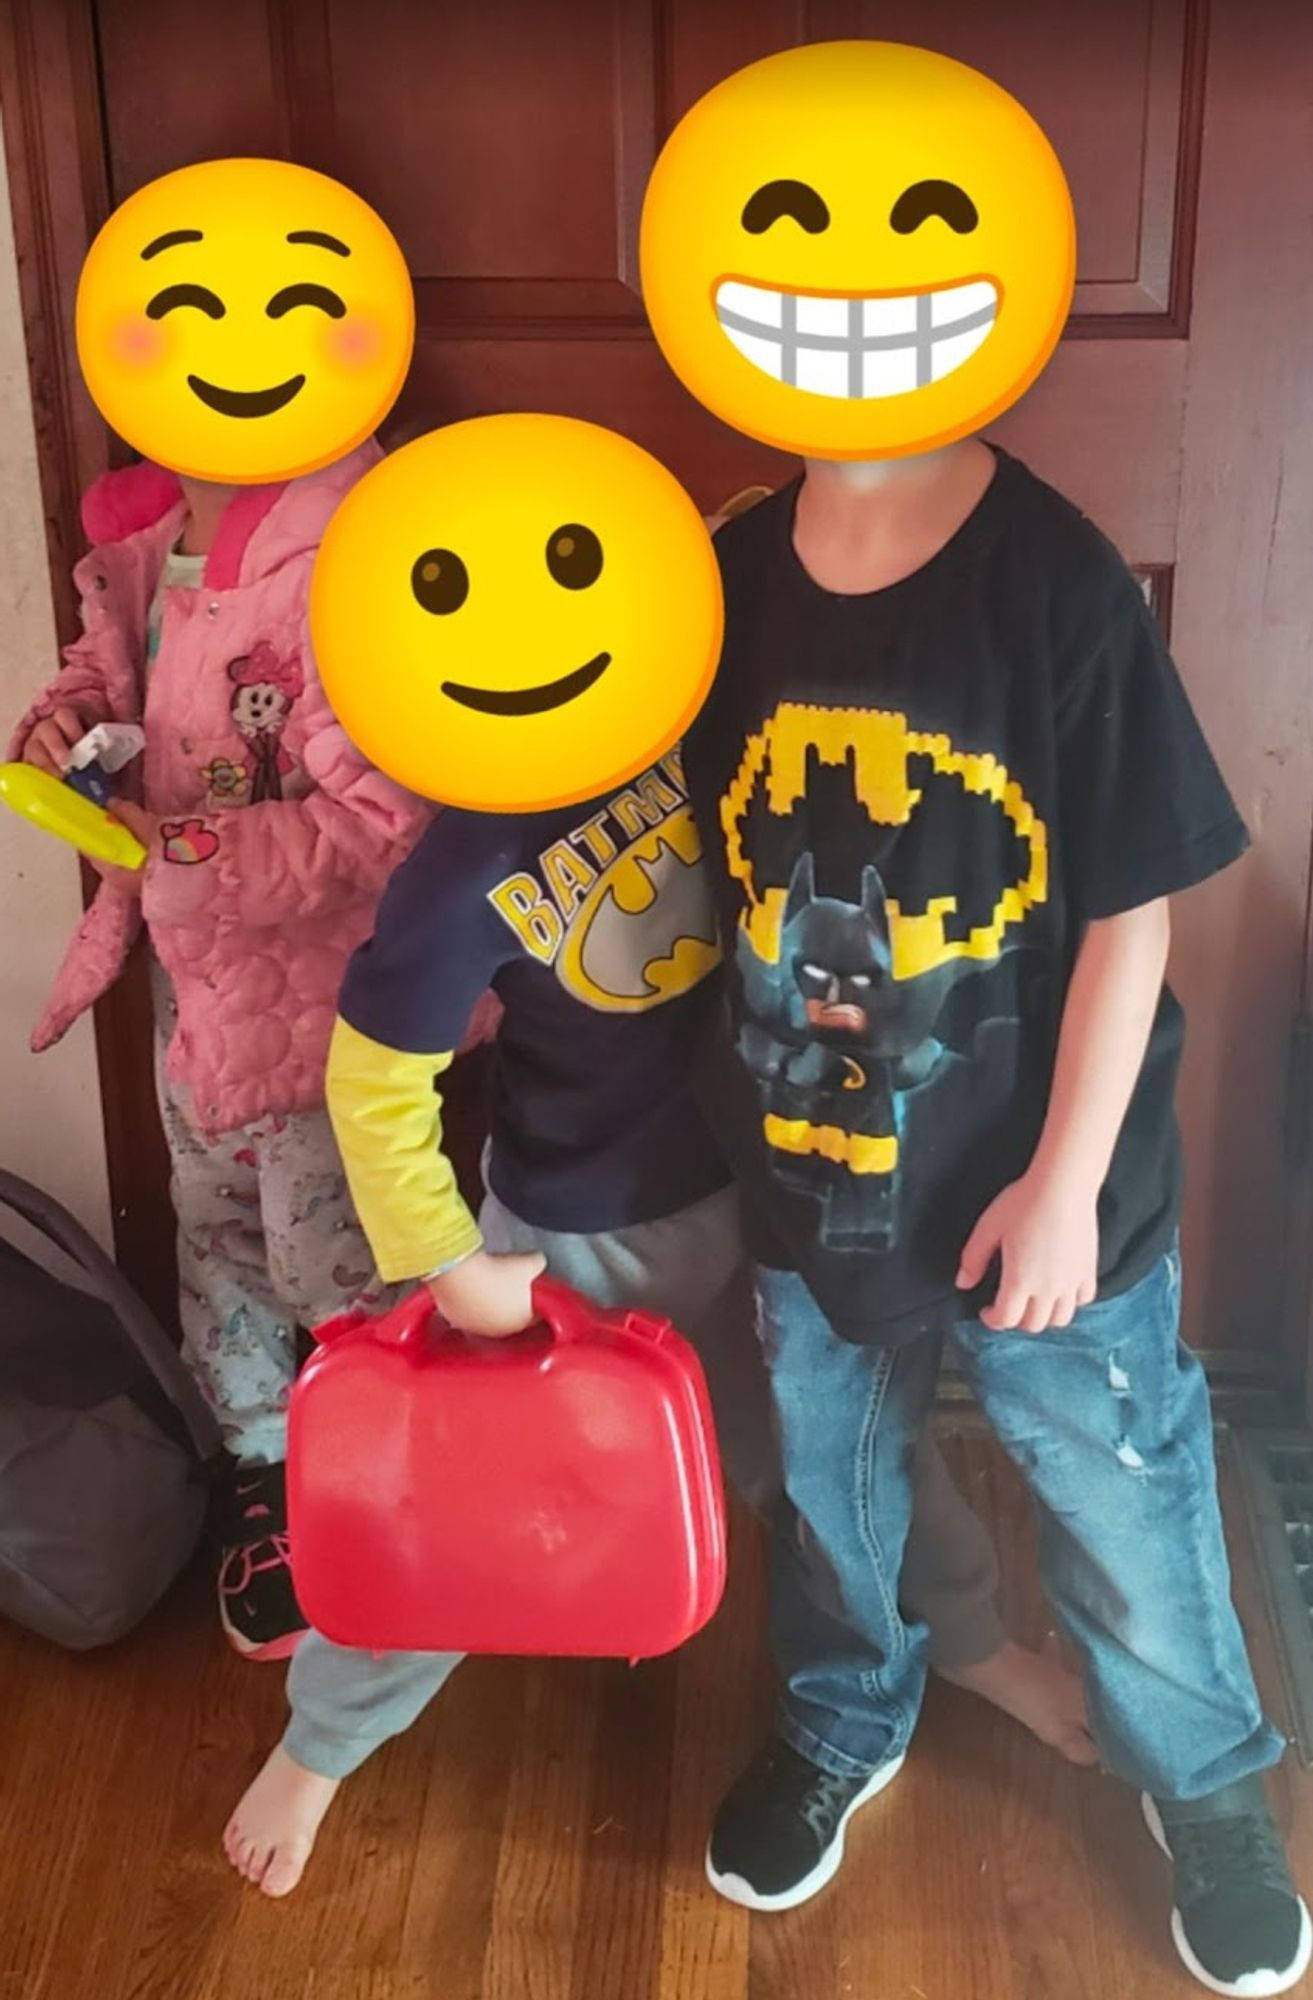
{"left": 310, "top": 414, "right": 722, "bottom": 814}
{"left": 76, "top": 157, "right": 413, "bottom": 483}
{"left": 640, "top": 41, "right": 1075, "bottom": 460}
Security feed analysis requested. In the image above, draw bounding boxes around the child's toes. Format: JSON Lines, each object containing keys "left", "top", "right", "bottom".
{"left": 261, "top": 1841, "right": 310, "bottom": 1899}
{"left": 224, "top": 1746, "right": 340, "bottom": 1897}
{"left": 243, "top": 1842, "right": 273, "bottom": 1885}
{"left": 225, "top": 1824, "right": 268, "bottom": 1885}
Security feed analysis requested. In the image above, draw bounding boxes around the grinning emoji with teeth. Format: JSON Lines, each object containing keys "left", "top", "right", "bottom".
{"left": 640, "top": 41, "right": 1075, "bottom": 461}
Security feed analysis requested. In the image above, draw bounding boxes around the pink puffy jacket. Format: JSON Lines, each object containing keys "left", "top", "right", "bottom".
{"left": 12, "top": 444, "right": 493, "bottom": 1137}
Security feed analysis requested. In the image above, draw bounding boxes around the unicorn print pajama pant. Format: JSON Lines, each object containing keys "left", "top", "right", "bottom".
{"left": 152, "top": 970, "right": 387, "bottom": 1466}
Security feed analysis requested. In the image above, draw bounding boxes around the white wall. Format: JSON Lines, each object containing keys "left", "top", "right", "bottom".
{"left": 0, "top": 113, "right": 112, "bottom": 1244}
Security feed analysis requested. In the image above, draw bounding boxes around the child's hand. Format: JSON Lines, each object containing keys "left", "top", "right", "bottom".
{"left": 107, "top": 800, "right": 160, "bottom": 850}
{"left": 427, "top": 1246, "right": 547, "bottom": 1339}
{"left": 96, "top": 800, "right": 159, "bottom": 899}
{"left": 956, "top": 1168, "right": 1099, "bottom": 1334}
{"left": 21, "top": 707, "right": 87, "bottom": 777}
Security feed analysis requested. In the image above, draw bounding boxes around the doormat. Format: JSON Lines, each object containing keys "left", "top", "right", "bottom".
{"left": 1235, "top": 1431, "right": 1313, "bottom": 1767}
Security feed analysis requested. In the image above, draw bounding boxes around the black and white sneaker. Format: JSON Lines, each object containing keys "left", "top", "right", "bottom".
{"left": 216, "top": 1458, "right": 307, "bottom": 1663}
{"left": 1143, "top": 1780, "right": 1312, "bottom": 1995}
{"left": 707, "top": 1737, "right": 905, "bottom": 1912}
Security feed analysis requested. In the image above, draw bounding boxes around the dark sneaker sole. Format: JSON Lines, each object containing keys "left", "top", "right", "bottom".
{"left": 1142, "top": 1793, "right": 1313, "bottom": 1997}
{"left": 706, "top": 1752, "right": 906, "bottom": 1914}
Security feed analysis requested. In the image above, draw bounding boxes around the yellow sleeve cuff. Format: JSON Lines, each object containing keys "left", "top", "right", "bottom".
{"left": 325, "top": 1015, "right": 483, "bottom": 1285}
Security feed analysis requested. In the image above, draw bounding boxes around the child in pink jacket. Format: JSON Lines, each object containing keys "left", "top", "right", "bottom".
{"left": 12, "top": 441, "right": 459, "bottom": 1661}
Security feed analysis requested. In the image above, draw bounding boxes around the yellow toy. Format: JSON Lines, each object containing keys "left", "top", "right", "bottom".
{"left": 0, "top": 764, "right": 146, "bottom": 870}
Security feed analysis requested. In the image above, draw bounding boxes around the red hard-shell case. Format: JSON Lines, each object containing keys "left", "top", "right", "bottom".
{"left": 287, "top": 1276, "right": 727, "bottom": 1659}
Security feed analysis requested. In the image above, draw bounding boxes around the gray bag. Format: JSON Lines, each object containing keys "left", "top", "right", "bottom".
{"left": 0, "top": 1170, "right": 221, "bottom": 1649}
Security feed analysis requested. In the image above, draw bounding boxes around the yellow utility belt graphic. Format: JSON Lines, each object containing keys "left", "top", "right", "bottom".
{"left": 763, "top": 1116, "right": 898, "bottom": 1176}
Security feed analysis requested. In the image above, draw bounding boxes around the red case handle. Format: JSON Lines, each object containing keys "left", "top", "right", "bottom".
{"left": 532, "top": 1276, "right": 674, "bottom": 1348}
{"left": 319, "top": 1280, "right": 589, "bottom": 1352}
{"left": 311, "top": 1289, "right": 434, "bottom": 1351}
{"left": 528, "top": 1274, "right": 601, "bottom": 1344}
{"left": 313, "top": 1276, "right": 672, "bottom": 1355}
{"left": 380, "top": 1289, "right": 439, "bottom": 1348}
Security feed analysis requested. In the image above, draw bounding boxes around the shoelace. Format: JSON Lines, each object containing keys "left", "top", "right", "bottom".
{"left": 219, "top": 1465, "right": 291, "bottom": 1598}
{"left": 799, "top": 1771, "right": 860, "bottom": 1844}
{"left": 761, "top": 1749, "right": 860, "bottom": 1845}
{"left": 1169, "top": 1813, "right": 1290, "bottom": 1905}
{"left": 219, "top": 1529, "right": 292, "bottom": 1598}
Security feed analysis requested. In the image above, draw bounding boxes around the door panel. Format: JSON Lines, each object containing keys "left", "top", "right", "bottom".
{"left": 326, "top": 0, "right": 645, "bottom": 283}
{"left": 7, "top": 0, "right": 1311, "bottom": 1362}
{"left": 93, "top": 0, "right": 1200, "bottom": 518}
{"left": 814, "top": 0, "right": 1195, "bottom": 320}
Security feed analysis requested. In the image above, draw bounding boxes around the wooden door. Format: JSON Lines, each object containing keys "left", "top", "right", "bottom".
{"left": 3, "top": 0, "right": 1310, "bottom": 1369}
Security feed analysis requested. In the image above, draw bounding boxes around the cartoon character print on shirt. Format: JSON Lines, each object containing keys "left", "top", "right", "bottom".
{"left": 724, "top": 701, "right": 1049, "bottom": 1255}
{"left": 227, "top": 642, "right": 304, "bottom": 804}
{"left": 488, "top": 750, "right": 721, "bottom": 1014}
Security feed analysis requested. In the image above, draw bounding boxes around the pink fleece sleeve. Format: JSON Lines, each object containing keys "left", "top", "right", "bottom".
{"left": 142, "top": 668, "right": 430, "bottom": 929}
{"left": 7, "top": 632, "right": 115, "bottom": 762}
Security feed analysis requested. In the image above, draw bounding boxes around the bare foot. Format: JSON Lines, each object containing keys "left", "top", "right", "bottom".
{"left": 223, "top": 1745, "right": 341, "bottom": 1897}
{"left": 938, "top": 1639, "right": 1099, "bottom": 1766}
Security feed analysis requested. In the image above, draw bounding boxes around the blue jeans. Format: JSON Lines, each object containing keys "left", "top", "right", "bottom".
{"left": 757, "top": 1245, "right": 1285, "bottom": 1800}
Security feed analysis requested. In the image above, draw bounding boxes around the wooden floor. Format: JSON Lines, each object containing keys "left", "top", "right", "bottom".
{"left": 2, "top": 1432, "right": 1309, "bottom": 2000}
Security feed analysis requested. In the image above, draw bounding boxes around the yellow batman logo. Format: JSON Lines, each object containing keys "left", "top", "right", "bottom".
{"left": 722, "top": 702, "right": 1046, "bottom": 979}
{"left": 555, "top": 805, "right": 720, "bottom": 1013}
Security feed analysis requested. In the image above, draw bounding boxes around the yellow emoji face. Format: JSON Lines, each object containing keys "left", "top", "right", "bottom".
{"left": 310, "top": 415, "right": 723, "bottom": 814}
{"left": 76, "top": 158, "right": 414, "bottom": 483}
{"left": 640, "top": 41, "right": 1075, "bottom": 461}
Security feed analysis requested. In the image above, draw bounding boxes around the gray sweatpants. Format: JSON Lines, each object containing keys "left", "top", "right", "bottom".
{"left": 282, "top": 1184, "right": 1004, "bottom": 1780}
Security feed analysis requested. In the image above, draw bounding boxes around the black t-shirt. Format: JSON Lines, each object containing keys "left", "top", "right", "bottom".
{"left": 339, "top": 755, "right": 730, "bottom": 1233}
{"left": 682, "top": 448, "right": 1248, "bottom": 1345}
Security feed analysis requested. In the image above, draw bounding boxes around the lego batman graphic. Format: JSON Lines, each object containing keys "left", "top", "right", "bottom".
{"left": 738, "top": 850, "right": 1040, "bottom": 1254}
{"left": 720, "top": 703, "right": 1054, "bottom": 1257}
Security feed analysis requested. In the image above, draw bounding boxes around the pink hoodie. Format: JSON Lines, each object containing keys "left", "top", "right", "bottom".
{"left": 12, "top": 444, "right": 494, "bottom": 1137}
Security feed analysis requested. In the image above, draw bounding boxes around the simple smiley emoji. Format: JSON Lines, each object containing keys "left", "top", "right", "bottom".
{"left": 76, "top": 158, "right": 414, "bottom": 483}
{"left": 309, "top": 414, "right": 723, "bottom": 814}
{"left": 640, "top": 41, "right": 1076, "bottom": 461}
